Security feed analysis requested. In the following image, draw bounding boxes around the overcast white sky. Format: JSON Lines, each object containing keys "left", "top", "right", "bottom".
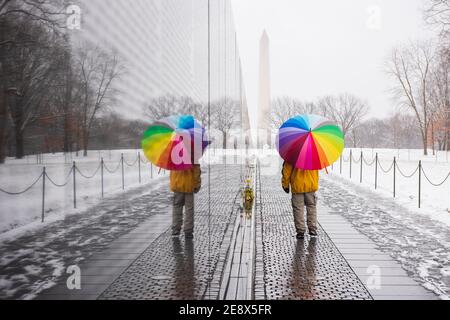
{"left": 231, "top": 0, "right": 434, "bottom": 129}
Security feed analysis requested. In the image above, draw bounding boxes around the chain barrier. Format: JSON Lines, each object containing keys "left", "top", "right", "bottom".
{"left": 378, "top": 161, "right": 394, "bottom": 174}
{"left": 395, "top": 162, "right": 420, "bottom": 178}
{"left": 0, "top": 173, "right": 43, "bottom": 195}
{"left": 363, "top": 156, "right": 376, "bottom": 166}
{"left": 421, "top": 166, "right": 450, "bottom": 187}
{"left": 45, "top": 167, "right": 74, "bottom": 187}
{"left": 123, "top": 156, "right": 139, "bottom": 167}
{"left": 334, "top": 150, "right": 449, "bottom": 208}
{"left": 103, "top": 160, "right": 122, "bottom": 174}
{"left": 351, "top": 154, "right": 361, "bottom": 164}
{"left": 0, "top": 152, "right": 157, "bottom": 223}
{"left": 75, "top": 163, "right": 101, "bottom": 179}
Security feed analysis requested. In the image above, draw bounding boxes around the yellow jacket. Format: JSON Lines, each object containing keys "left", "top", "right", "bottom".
{"left": 281, "top": 162, "right": 319, "bottom": 193}
{"left": 170, "top": 165, "right": 201, "bottom": 193}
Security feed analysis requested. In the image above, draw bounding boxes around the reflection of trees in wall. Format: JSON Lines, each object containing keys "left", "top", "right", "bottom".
{"left": 145, "top": 95, "right": 240, "bottom": 149}
{"left": 75, "top": 42, "right": 123, "bottom": 156}
{"left": 0, "top": 0, "right": 68, "bottom": 162}
{"left": 145, "top": 95, "right": 208, "bottom": 127}
{"left": 2, "top": 19, "right": 63, "bottom": 159}
{"left": 0, "top": 0, "right": 128, "bottom": 161}
{"left": 211, "top": 97, "right": 239, "bottom": 149}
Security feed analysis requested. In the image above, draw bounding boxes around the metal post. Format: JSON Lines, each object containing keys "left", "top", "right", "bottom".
{"left": 360, "top": 151, "right": 363, "bottom": 183}
{"left": 121, "top": 153, "right": 124, "bottom": 190}
{"left": 101, "top": 157, "right": 104, "bottom": 199}
{"left": 138, "top": 153, "right": 141, "bottom": 184}
{"left": 73, "top": 161, "right": 76, "bottom": 208}
{"left": 349, "top": 149, "right": 352, "bottom": 179}
{"left": 42, "top": 167, "right": 46, "bottom": 223}
{"left": 393, "top": 157, "right": 396, "bottom": 198}
{"left": 375, "top": 153, "right": 378, "bottom": 190}
{"left": 418, "top": 160, "right": 422, "bottom": 208}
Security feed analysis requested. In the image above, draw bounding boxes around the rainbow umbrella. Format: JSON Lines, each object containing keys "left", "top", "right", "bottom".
{"left": 141, "top": 115, "right": 209, "bottom": 171}
{"left": 276, "top": 114, "right": 344, "bottom": 170}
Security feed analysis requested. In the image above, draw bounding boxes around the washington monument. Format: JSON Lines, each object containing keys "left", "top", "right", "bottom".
{"left": 257, "top": 30, "right": 271, "bottom": 148}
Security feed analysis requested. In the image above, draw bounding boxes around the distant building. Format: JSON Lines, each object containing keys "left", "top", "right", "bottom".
{"left": 257, "top": 30, "right": 271, "bottom": 148}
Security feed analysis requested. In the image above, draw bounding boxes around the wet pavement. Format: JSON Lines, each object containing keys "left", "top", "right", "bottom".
{"left": 253, "top": 170, "right": 373, "bottom": 300}
{"left": 39, "top": 164, "right": 243, "bottom": 300}
{"left": 0, "top": 178, "right": 170, "bottom": 299}
{"left": 1, "top": 160, "right": 443, "bottom": 300}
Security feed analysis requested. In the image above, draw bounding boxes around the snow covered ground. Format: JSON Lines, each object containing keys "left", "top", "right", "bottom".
{"left": 0, "top": 148, "right": 249, "bottom": 237}
{"left": 0, "top": 179, "right": 171, "bottom": 299}
{"left": 0, "top": 150, "right": 166, "bottom": 236}
{"left": 318, "top": 148, "right": 449, "bottom": 299}
{"left": 320, "top": 175, "right": 450, "bottom": 299}
{"left": 330, "top": 148, "right": 450, "bottom": 227}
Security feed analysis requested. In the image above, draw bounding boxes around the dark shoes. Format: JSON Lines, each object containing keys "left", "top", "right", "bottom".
{"left": 173, "top": 230, "right": 193, "bottom": 239}
{"left": 296, "top": 231, "right": 318, "bottom": 239}
{"left": 309, "top": 230, "right": 318, "bottom": 237}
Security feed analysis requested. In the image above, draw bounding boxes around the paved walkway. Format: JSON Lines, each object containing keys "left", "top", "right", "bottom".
{"left": 32, "top": 163, "right": 439, "bottom": 300}
{"left": 253, "top": 165, "right": 438, "bottom": 300}
{"left": 38, "top": 164, "right": 242, "bottom": 300}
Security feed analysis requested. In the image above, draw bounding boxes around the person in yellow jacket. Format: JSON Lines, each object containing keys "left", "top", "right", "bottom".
{"left": 170, "top": 164, "right": 201, "bottom": 238}
{"left": 281, "top": 161, "right": 319, "bottom": 239}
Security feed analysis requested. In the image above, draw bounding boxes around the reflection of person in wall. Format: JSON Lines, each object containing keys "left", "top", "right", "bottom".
{"left": 281, "top": 161, "right": 319, "bottom": 239}
{"left": 170, "top": 165, "right": 201, "bottom": 239}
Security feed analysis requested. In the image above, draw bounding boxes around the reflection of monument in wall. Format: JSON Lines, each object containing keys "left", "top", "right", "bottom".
{"left": 257, "top": 30, "right": 272, "bottom": 148}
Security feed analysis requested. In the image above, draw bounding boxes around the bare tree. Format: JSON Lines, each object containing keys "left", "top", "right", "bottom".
{"left": 355, "top": 113, "right": 422, "bottom": 149}
{"left": 317, "top": 93, "right": 369, "bottom": 139}
{"left": 0, "top": 0, "right": 69, "bottom": 161}
{"left": 424, "top": 0, "right": 450, "bottom": 40}
{"left": 386, "top": 41, "right": 436, "bottom": 155}
{"left": 429, "top": 47, "right": 450, "bottom": 151}
{"left": 145, "top": 95, "right": 208, "bottom": 127}
{"left": 2, "top": 18, "right": 67, "bottom": 159}
{"left": 270, "top": 96, "right": 298, "bottom": 129}
{"left": 0, "top": 0, "right": 69, "bottom": 28}
{"left": 356, "top": 118, "right": 390, "bottom": 149}
{"left": 271, "top": 96, "right": 317, "bottom": 128}
{"left": 211, "top": 97, "right": 239, "bottom": 149}
{"left": 75, "top": 42, "right": 123, "bottom": 156}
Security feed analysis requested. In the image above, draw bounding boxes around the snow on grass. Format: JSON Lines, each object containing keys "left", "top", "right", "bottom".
{"left": 0, "top": 177, "right": 171, "bottom": 299}
{"left": 328, "top": 148, "right": 450, "bottom": 227}
{"left": 0, "top": 149, "right": 167, "bottom": 236}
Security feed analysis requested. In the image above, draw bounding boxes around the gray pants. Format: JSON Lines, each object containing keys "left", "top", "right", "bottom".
{"left": 291, "top": 192, "right": 317, "bottom": 234}
{"left": 172, "top": 192, "right": 194, "bottom": 234}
